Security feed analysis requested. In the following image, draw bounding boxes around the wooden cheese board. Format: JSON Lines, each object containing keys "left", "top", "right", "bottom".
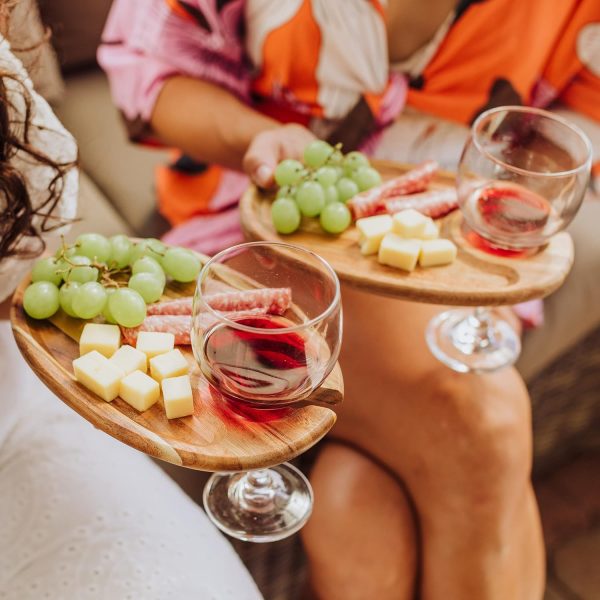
{"left": 10, "top": 266, "right": 342, "bottom": 473}
{"left": 240, "top": 160, "right": 575, "bottom": 306}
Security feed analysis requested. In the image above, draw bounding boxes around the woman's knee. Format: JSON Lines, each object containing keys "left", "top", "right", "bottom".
{"left": 423, "top": 368, "right": 533, "bottom": 493}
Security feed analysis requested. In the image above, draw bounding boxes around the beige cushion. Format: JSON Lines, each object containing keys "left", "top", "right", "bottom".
{"left": 518, "top": 200, "right": 600, "bottom": 381}
{"left": 55, "top": 70, "right": 170, "bottom": 235}
{"left": 39, "top": 0, "right": 113, "bottom": 71}
{"left": 8, "top": 0, "right": 64, "bottom": 102}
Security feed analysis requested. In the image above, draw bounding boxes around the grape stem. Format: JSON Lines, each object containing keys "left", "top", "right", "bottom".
{"left": 55, "top": 235, "right": 132, "bottom": 287}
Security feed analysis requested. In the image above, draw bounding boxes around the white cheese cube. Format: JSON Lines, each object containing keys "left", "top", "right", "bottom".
{"left": 109, "top": 344, "right": 147, "bottom": 376}
{"left": 161, "top": 375, "right": 194, "bottom": 419}
{"left": 419, "top": 239, "right": 458, "bottom": 267}
{"left": 149, "top": 349, "right": 189, "bottom": 383}
{"left": 79, "top": 323, "right": 121, "bottom": 358}
{"left": 392, "top": 209, "right": 429, "bottom": 239}
{"left": 73, "top": 351, "right": 122, "bottom": 402}
{"left": 136, "top": 331, "right": 175, "bottom": 359}
{"left": 119, "top": 370, "right": 160, "bottom": 412}
{"left": 422, "top": 219, "right": 440, "bottom": 240}
{"left": 356, "top": 214, "right": 393, "bottom": 255}
{"left": 378, "top": 234, "right": 421, "bottom": 272}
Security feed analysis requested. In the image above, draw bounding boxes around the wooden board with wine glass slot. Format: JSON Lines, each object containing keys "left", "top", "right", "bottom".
{"left": 10, "top": 267, "right": 342, "bottom": 473}
{"left": 240, "top": 160, "right": 575, "bottom": 306}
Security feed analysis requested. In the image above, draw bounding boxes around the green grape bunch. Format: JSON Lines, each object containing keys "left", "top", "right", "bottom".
{"left": 22, "top": 234, "right": 202, "bottom": 326}
{"left": 271, "top": 141, "right": 381, "bottom": 235}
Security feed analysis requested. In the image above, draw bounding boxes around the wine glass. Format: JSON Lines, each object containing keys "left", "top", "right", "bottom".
{"left": 426, "top": 106, "right": 592, "bottom": 373}
{"left": 191, "top": 241, "right": 342, "bottom": 542}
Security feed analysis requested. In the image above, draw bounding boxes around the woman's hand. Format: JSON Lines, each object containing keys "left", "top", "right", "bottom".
{"left": 243, "top": 123, "right": 316, "bottom": 188}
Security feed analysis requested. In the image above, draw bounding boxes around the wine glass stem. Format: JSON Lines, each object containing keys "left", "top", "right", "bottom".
{"left": 451, "top": 307, "right": 498, "bottom": 353}
{"left": 231, "top": 468, "right": 289, "bottom": 515}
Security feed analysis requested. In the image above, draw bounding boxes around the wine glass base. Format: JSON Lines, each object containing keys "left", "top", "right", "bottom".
{"left": 203, "top": 463, "right": 313, "bottom": 543}
{"left": 426, "top": 308, "right": 521, "bottom": 374}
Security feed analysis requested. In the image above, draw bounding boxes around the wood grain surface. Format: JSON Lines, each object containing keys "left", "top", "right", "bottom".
{"left": 240, "top": 160, "right": 575, "bottom": 306}
{"left": 10, "top": 266, "right": 342, "bottom": 472}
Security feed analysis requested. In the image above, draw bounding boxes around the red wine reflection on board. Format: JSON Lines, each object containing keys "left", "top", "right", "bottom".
{"left": 201, "top": 315, "right": 326, "bottom": 407}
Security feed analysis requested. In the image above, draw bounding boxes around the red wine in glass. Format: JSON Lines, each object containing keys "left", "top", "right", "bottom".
{"left": 201, "top": 314, "right": 325, "bottom": 408}
{"left": 462, "top": 182, "right": 553, "bottom": 254}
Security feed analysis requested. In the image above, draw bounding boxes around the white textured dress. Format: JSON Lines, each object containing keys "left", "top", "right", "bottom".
{"left": 0, "top": 37, "right": 262, "bottom": 600}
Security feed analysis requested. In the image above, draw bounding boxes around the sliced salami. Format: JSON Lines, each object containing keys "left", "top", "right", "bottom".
{"left": 385, "top": 187, "right": 458, "bottom": 218}
{"left": 147, "top": 297, "right": 193, "bottom": 316}
{"left": 147, "top": 288, "right": 292, "bottom": 317}
{"left": 348, "top": 160, "right": 439, "bottom": 220}
{"left": 204, "top": 288, "right": 291, "bottom": 315}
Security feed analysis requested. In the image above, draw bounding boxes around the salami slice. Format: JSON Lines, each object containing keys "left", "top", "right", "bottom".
{"left": 121, "top": 308, "right": 271, "bottom": 345}
{"left": 204, "top": 288, "right": 291, "bottom": 315}
{"left": 348, "top": 160, "right": 439, "bottom": 220}
{"left": 147, "top": 288, "right": 292, "bottom": 317}
{"left": 385, "top": 187, "right": 458, "bottom": 218}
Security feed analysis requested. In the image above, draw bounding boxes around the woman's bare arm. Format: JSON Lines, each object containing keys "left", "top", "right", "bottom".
{"left": 150, "top": 76, "right": 315, "bottom": 187}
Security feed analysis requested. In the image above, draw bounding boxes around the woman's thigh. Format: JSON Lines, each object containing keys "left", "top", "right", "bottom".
{"left": 333, "top": 283, "right": 531, "bottom": 499}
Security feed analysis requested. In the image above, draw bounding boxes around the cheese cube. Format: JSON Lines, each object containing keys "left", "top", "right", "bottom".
{"left": 119, "top": 370, "right": 160, "bottom": 412}
{"left": 356, "top": 214, "right": 393, "bottom": 255}
{"left": 378, "top": 234, "right": 421, "bottom": 272}
{"left": 419, "top": 239, "right": 458, "bottom": 267}
{"left": 109, "top": 344, "right": 147, "bottom": 376}
{"left": 79, "top": 323, "right": 121, "bottom": 358}
{"left": 161, "top": 375, "right": 194, "bottom": 419}
{"left": 392, "top": 209, "right": 429, "bottom": 239}
{"left": 136, "top": 331, "right": 175, "bottom": 359}
{"left": 73, "top": 351, "right": 122, "bottom": 402}
{"left": 422, "top": 219, "right": 439, "bottom": 240}
{"left": 149, "top": 349, "right": 189, "bottom": 383}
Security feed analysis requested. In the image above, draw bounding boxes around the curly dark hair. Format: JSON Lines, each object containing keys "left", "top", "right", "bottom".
{"left": 0, "top": 4, "right": 76, "bottom": 261}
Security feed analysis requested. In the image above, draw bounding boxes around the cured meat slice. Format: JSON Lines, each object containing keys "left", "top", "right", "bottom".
{"left": 385, "top": 187, "right": 458, "bottom": 219}
{"left": 348, "top": 160, "right": 439, "bottom": 220}
{"left": 121, "top": 308, "right": 270, "bottom": 345}
{"left": 147, "top": 288, "right": 292, "bottom": 317}
{"left": 204, "top": 288, "right": 291, "bottom": 315}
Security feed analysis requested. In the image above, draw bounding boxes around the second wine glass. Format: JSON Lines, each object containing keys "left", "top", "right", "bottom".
{"left": 426, "top": 106, "right": 592, "bottom": 373}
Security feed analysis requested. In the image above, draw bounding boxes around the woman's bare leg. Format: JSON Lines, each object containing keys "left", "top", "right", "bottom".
{"left": 302, "top": 442, "right": 418, "bottom": 600}
{"left": 326, "top": 284, "right": 545, "bottom": 600}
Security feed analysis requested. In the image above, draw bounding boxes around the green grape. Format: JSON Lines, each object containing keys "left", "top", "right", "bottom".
{"left": 303, "top": 140, "right": 333, "bottom": 169}
{"left": 162, "top": 247, "right": 201, "bottom": 283}
{"left": 328, "top": 148, "right": 344, "bottom": 167}
{"left": 108, "top": 288, "right": 147, "bottom": 328}
{"left": 132, "top": 256, "right": 166, "bottom": 283}
{"left": 72, "top": 281, "right": 107, "bottom": 319}
{"left": 320, "top": 202, "right": 352, "bottom": 234}
{"left": 128, "top": 272, "right": 165, "bottom": 303}
{"left": 323, "top": 185, "right": 340, "bottom": 204}
{"left": 353, "top": 166, "right": 382, "bottom": 191}
{"left": 315, "top": 166, "right": 338, "bottom": 187}
{"left": 274, "top": 159, "right": 304, "bottom": 187}
{"left": 59, "top": 282, "right": 81, "bottom": 317}
{"left": 109, "top": 235, "right": 133, "bottom": 268}
{"left": 336, "top": 177, "right": 360, "bottom": 202}
{"left": 296, "top": 181, "right": 326, "bottom": 217}
{"left": 23, "top": 281, "right": 60, "bottom": 320}
{"left": 64, "top": 255, "right": 99, "bottom": 284}
{"left": 130, "top": 238, "right": 166, "bottom": 264}
{"left": 102, "top": 288, "right": 118, "bottom": 324}
{"left": 271, "top": 197, "right": 301, "bottom": 234}
{"left": 75, "top": 233, "right": 111, "bottom": 264}
{"left": 31, "top": 257, "right": 63, "bottom": 286}
{"left": 343, "top": 151, "right": 370, "bottom": 174}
